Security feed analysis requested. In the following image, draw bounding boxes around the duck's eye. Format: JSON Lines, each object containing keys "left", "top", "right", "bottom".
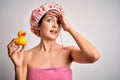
{"left": 47, "top": 19, "right": 53, "bottom": 23}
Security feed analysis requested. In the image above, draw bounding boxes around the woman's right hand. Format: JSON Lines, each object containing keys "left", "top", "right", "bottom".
{"left": 7, "top": 38, "right": 26, "bottom": 67}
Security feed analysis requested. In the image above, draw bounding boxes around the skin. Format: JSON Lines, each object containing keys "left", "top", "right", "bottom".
{"left": 7, "top": 10, "right": 100, "bottom": 80}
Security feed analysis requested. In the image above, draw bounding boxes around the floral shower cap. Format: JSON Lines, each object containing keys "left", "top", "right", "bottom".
{"left": 30, "top": 3, "right": 63, "bottom": 37}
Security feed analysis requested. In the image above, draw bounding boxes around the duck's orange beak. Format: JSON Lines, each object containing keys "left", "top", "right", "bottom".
{"left": 21, "top": 32, "right": 26, "bottom": 36}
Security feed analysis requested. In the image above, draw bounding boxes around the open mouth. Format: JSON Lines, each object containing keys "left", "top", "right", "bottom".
{"left": 50, "top": 30, "right": 57, "bottom": 34}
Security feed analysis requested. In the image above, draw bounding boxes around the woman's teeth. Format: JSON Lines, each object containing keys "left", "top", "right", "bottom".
{"left": 50, "top": 30, "right": 57, "bottom": 34}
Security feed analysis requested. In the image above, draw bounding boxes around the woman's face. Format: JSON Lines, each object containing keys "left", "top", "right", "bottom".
{"left": 39, "top": 10, "right": 61, "bottom": 40}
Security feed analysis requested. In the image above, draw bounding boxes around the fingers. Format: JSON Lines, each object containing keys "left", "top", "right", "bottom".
{"left": 51, "top": 10, "right": 64, "bottom": 15}
{"left": 7, "top": 38, "right": 26, "bottom": 56}
{"left": 7, "top": 38, "right": 15, "bottom": 55}
{"left": 20, "top": 45, "right": 26, "bottom": 53}
{"left": 48, "top": 10, "right": 60, "bottom": 18}
{"left": 48, "top": 10, "right": 64, "bottom": 21}
{"left": 7, "top": 38, "right": 15, "bottom": 48}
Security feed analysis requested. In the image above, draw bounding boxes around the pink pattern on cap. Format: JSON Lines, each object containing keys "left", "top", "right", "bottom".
{"left": 30, "top": 3, "right": 63, "bottom": 37}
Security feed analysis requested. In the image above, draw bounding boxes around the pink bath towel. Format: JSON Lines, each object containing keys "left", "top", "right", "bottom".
{"left": 27, "top": 66, "right": 72, "bottom": 80}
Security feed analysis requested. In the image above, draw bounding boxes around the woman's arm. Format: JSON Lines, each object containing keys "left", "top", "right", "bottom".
{"left": 68, "top": 26, "right": 100, "bottom": 63}
{"left": 15, "top": 67, "right": 24, "bottom": 80}
{"left": 7, "top": 39, "right": 28, "bottom": 80}
{"left": 14, "top": 63, "right": 27, "bottom": 80}
{"left": 58, "top": 11, "right": 100, "bottom": 63}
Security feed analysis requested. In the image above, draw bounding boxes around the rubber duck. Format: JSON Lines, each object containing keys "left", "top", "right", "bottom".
{"left": 15, "top": 30, "right": 28, "bottom": 45}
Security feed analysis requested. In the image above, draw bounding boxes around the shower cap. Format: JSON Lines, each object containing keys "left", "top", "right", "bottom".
{"left": 30, "top": 3, "right": 63, "bottom": 37}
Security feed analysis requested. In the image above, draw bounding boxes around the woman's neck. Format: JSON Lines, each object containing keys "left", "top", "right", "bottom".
{"left": 39, "top": 39, "right": 57, "bottom": 52}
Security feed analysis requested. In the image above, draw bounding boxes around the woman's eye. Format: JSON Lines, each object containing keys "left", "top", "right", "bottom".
{"left": 47, "top": 19, "right": 53, "bottom": 23}
{"left": 57, "top": 20, "right": 61, "bottom": 25}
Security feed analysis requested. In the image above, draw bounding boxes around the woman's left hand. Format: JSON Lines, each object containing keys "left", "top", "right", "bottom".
{"left": 51, "top": 10, "right": 71, "bottom": 32}
{"left": 58, "top": 10, "right": 71, "bottom": 32}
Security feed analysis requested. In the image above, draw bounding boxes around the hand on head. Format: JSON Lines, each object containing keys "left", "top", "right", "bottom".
{"left": 47, "top": 10, "right": 71, "bottom": 32}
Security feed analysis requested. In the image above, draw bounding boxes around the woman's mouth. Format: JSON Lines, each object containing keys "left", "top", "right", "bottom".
{"left": 50, "top": 30, "right": 57, "bottom": 35}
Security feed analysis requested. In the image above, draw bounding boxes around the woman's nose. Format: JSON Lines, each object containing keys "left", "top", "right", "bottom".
{"left": 52, "top": 21, "right": 58, "bottom": 28}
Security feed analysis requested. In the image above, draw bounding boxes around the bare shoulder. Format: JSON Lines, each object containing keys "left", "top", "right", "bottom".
{"left": 22, "top": 47, "right": 36, "bottom": 66}
{"left": 63, "top": 45, "right": 79, "bottom": 52}
{"left": 23, "top": 45, "right": 38, "bottom": 57}
{"left": 24, "top": 49, "right": 32, "bottom": 59}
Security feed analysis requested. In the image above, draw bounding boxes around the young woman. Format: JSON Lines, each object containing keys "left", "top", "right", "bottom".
{"left": 7, "top": 3, "right": 100, "bottom": 80}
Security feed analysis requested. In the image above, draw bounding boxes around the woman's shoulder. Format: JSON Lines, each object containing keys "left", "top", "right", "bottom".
{"left": 61, "top": 45, "right": 77, "bottom": 54}
{"left": 63, "top": 45, "right": 76, "bottom": 50}
{"left": 24, "top": 45, "right": 38, "bottom": 54}
{"left": 62, "top": 45, "right": 80, "bottom": 55}
{"left": 23, "top": 46, "right": 37, "bottom": 62}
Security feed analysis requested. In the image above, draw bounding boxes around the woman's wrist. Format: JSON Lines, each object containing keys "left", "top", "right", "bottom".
{"left": 14, "top": 66, "right": 24, "bottom": 80}
{"left": 67, "top": 25, "right": 74, "bottom": 33}
{"left": 14, "top": 66, "right": 23, "bottom": 71}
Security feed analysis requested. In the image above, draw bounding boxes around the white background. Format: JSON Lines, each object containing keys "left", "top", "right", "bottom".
{"left": 0, "top": 0, "right": 120, "bottom": 80}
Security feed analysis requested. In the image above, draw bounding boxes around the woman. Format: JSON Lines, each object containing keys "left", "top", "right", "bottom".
{"left": 7, "top": 3, "right": 100, "bottom": 80}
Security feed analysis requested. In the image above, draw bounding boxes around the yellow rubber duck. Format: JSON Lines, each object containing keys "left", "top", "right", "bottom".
{"left": 15, "top": 30, "right": 28, "bottom": 45}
